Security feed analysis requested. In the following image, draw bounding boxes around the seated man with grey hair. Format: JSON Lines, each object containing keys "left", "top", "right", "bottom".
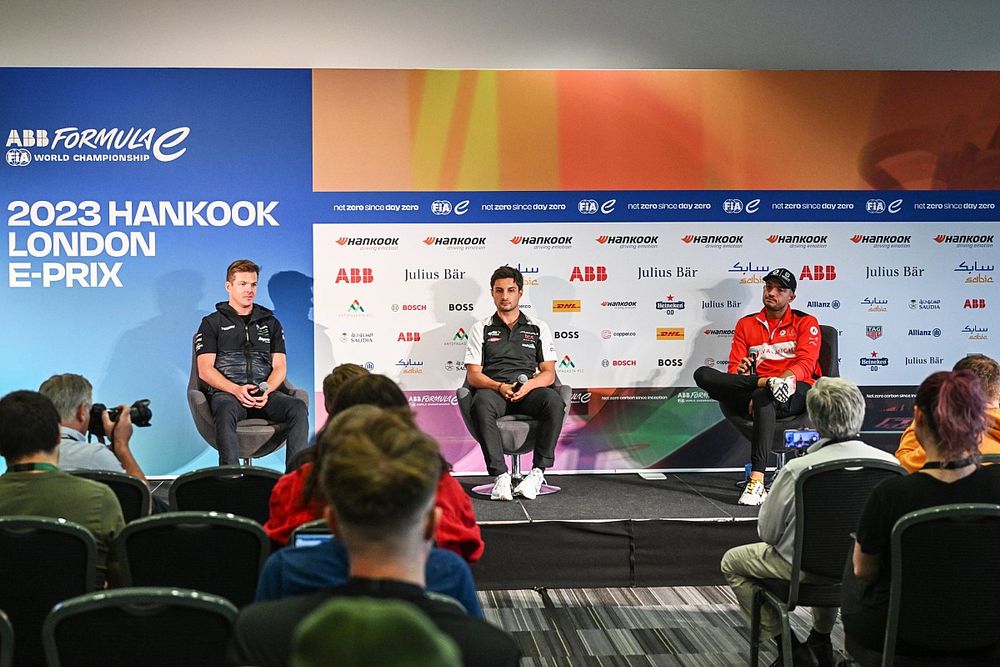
{"left": 721, "top": 377, "right": 900, "bottom": 667}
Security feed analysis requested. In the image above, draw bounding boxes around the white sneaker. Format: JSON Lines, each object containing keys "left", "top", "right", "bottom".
{"left": 514, "top": 468, "right": 545, "bottom": 500}
{"left": 738, "top": 477, "right": 768, "bottom": 506}
{"left": 767, "top": 376, "right": 796, "bottom": 403}
{"left": 491, "top": 472, "right": 513, "bottom": 501}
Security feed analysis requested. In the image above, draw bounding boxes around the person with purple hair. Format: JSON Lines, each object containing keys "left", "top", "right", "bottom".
{"left": 844, "top": 369, "right": 1000, "bottom": 654}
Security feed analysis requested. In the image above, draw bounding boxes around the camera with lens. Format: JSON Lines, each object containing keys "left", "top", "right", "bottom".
{"left": 87, "top": 399, "right": 153, "bottom": 439}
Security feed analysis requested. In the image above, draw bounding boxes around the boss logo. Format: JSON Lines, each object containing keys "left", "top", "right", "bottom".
{"left": 448, "top": 303, "right": 474, "bottom": 311}
{"left": 554, "top": 331, "right": 580, "bottom": 339}
{"left": 658, "top": 359, "right": 683, "bottom": 367}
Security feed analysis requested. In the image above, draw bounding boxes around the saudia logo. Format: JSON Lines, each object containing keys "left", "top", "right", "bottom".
{"left": 6, "top": 127, "right": 189, "bottom": 163}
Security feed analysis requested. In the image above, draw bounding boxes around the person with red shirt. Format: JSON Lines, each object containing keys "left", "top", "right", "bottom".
{"left": 694, "top": 268, "right": 822, "bottom": 505}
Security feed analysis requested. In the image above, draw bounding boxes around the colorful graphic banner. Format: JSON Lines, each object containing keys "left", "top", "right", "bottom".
{"left": 3, "top": 68, "right": 999, "bottom": 474}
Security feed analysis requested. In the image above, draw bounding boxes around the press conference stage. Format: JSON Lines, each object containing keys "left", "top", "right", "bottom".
{"left": 464, "top": 471, "right": 762, "bottom": 590}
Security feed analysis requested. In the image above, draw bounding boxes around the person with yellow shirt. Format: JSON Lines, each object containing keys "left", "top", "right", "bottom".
{"left": 895, "top": 354, "right": 1000, "bottom": 471}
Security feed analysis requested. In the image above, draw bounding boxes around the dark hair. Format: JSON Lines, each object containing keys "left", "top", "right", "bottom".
{"left": 0, "top": 391, "right": 61, "bottom": 462}
{"left": 226, "top": 259, "right": 260, "bottom": 282}
{"left": 914, "top": 370, "right": 988, "bottom": 464}
{"left": 319, "top": 405, "right": 441, "bottom": 537}
{"left": 953, "top": 354, "right": 1000, "bottom": 403}
{"left": 490, "top": 265, "right": 523, "bottom": 291}
{"left": 322, "top": 363, "right": 370, "bottom": 413}
{"left": 302, "top": 374, "right": 413, "bottom": 505}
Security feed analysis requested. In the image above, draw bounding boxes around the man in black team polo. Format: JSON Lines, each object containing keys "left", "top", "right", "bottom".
{"left": 464, "top": 266, "right": 565, "bottom": 500}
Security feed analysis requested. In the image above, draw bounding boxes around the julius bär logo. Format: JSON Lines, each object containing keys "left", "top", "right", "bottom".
{"left": 335, "top": 268, "right": 374, "bottom": 284}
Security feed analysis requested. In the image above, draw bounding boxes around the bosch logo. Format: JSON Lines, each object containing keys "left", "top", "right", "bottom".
{"left": 448, "top": 303, "right": 474, "bottom": 311}
{"left": 611, "top": 359, "right": 637, "bottom": 367}
{"left": 398, "top": 304, "right": 427, "bottom": 311}
{"left": 335, "top": 268, "right": 374, "bottom": 284}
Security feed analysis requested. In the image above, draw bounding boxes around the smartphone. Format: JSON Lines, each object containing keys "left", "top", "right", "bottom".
{"left": 784, "top": 428, "right": 820, "bottom": 450}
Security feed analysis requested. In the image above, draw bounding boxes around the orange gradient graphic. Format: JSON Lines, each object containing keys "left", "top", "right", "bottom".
{"left": 312, "top": 70, "right": 1000, "bottom": 192}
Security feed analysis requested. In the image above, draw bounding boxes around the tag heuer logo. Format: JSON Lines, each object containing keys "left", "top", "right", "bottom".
{"left": 866, "top": 326, "right": 883, "bottom": 340}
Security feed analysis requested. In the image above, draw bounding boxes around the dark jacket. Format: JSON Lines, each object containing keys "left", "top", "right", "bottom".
{"left": 195, "top": 302, "right": 286, "bottom": 392}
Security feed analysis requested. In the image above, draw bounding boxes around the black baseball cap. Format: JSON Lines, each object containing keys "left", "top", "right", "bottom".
{"left": 764, "top": 267, "right": 796, "bottom": 292}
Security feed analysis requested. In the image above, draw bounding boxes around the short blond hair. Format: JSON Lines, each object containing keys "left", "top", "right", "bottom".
{"left": 226, "top": 259, "right": 260, "bottom": 282}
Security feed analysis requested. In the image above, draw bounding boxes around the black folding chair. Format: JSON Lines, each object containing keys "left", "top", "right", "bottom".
{"left": 116, "top": 511, "right": 269, "bottom": 608}
{"left": 69, "top": 470, "right": 150, "bottom": 522}
{"left": 749, "top": 458, "right": 904, "bottom": 667}
{"left": 853, "top": 503, "right": 1000, "bottom": 667}
{"left": 169, "top": 464, "right": 281, "bottom": 524}
{"left": 0, "top": 517, "right": 97, "bottom": 667}
{"left": 42, "top": 587, "right": 237, "bottom": 667}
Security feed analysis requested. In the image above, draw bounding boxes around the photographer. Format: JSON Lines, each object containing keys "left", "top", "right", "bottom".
{"left": 38, "top": 373, "right": 147, "bottom": 483}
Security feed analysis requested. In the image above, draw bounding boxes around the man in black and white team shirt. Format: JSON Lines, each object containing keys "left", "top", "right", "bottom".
{"left": 464, "top": 266, "right": 565, "bottom": 501}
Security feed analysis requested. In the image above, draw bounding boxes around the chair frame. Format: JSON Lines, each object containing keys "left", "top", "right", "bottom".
{"left": 69, "top": 469, "right": 151, "bottom": 522}
{"left": 879, "top": 503, "right": 1000, "bottom": 667}
{"left": 748, "top": 458, "right": 904, "bottom": 667}
{"left": 0, "top": 608, "right": 12, "bottom": 667}
{"left": 42, "top": 586, "right": 237, "bottom": 667}
{"left": 168, "top": 464, "right": 281, "bottom": 523}
{"left": 188, "top": 333, "right": 309, "bottom": 465}
{"left": 115, "top": 511, "right": 269, "bottom": 607}
{"left": 0, "top": 516, "right": 98, "bottom": 593}
{"left": 456, "top": 377, "right": 571, "bottom": 497}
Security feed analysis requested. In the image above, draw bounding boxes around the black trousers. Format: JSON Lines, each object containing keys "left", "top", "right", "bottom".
{"left": 693, "top": 366, "right": 809, "bottom": 473}
{"left": 470, "top": 386, "right": 565, "bottom": 477}
{"left": 209, "top": 391, "right": 309, "bottom": 470}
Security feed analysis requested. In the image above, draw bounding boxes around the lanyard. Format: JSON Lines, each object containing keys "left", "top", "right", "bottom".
{"left": 920, "top": 457, "right": 976, "bottom": 470}
{"left": 7, "top": 462, "right": 60, "bottom": 473}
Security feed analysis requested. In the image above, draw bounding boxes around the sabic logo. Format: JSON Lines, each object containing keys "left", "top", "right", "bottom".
{"left": 552, "top": 300, "right": 582, "bottom": 313}
{"left": 658, "top": 358, "right": 683, "bottom": 367}
{"left": 336, "top": 237, "right": 399, "bottom": 247}
{"left": 569, "top": 266, "right": 607, "bottom": 282}
{"left": 860, "top": 351, "right": 890, "bottom": 370}
{"left": 554, "top": 331, "right": 580, "bottom": 339}
{"left": 866, "top": 325, "right": 883, "bottom": 340}
{"left": 335, "top": 268, "right": 374, "bottom": 284}
{"left": 964, "top": 299, "right": 987, "bottom": 309}
{"left": 799, "top": 265, "right": 837, "bottom": 280}
{"left": 656, "top": 327, "right": 685, "bottom": 341}
{"left": 397, "top": 332, "right": 421, "bottom": 342}
{"left": 452, "top": 328, "right": 468, "bottom": 341}
{"left": 448, "top": 303, "right": 474, "bottom": 312}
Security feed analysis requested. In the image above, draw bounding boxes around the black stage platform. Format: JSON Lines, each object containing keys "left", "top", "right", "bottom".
{"left": 460, "top": 472, "right": 762, "bottom": 590}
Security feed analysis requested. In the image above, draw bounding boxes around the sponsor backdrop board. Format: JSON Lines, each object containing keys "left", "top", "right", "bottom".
{"left": 2, "top": 68, "right": 999, "bottom": 474}
{"left": 314, "top": 223, "right": 997, "bottom": 472}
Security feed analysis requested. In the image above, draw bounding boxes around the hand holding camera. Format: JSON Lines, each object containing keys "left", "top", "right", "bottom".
{"left": 87, "top": 399, "right": 152, "bottom": 441}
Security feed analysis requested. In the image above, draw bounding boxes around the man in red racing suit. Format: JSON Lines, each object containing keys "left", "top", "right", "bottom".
{"left": 694, "top": 268, "right": 822, "bottom": 505}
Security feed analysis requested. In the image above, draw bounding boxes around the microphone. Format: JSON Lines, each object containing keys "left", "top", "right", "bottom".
{"left": 512, "top": 374, "right": 528, "bottom": 393}
{"left": 251, "top": 381, "right": 269, "bottom": 397}
{"left": 749, "top": 352, "right": 757, "bottom": 375}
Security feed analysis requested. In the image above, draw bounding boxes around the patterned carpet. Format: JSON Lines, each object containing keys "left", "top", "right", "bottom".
{"left": 479, "top": 585, "right": 846, "bottom": 666}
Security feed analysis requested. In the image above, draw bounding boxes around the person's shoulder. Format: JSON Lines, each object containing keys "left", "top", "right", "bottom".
{"left": 242, "top": 589, "right": 329, "bottom": 620}
{"left": 522, "top": 310, "right": 548, "bottom": 326}
{"left": 736, "top": 311, "right": 759, "bottom": 324}
{"left": 791, "top": 309, "right": 819, "bottom": 323}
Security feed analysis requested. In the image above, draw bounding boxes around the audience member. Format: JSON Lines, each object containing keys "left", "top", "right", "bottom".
{"left": 227, "top": 405, "right": 521, "bottom": 667}
{"left": 894, "top": 353, "right": 1000, "bottom": 471}
{"left": 265, "top": 373, "right": 484, "bottom": 562}
{"left": 0, "top": 390, "right": 125, "bottom": 584}
{"left": 844, "top": 370, "right": 1000, "bottom": 655}
{"left": 721, "top": 377, "right": 899, "bottom": 667}
{"left": 290, "top": 597, "right": 462, "bottom": 667}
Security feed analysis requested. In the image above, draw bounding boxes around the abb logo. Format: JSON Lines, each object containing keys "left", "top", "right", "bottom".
{"left": 799, "top": 265, "right": 837, "bottom": 281}
{"left": 569, "top": 266, "right": 607, "bottom": 282}
{"left": 964, "top": 299, "right": 987, "bottom": 309}
{"left": 397, "top": 332, "right": 421, "bottom": 342}
{"left": 335, "top": 268, "right": 374, "bottom": 284}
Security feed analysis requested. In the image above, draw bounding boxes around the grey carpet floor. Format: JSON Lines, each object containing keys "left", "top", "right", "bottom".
{"left": 479, "top": 585, "right": 846, "bottom": 666}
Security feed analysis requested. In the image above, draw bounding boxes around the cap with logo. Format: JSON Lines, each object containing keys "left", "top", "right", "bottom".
{"left": 764, "top": 267, "right": 797, "bottom": 292}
